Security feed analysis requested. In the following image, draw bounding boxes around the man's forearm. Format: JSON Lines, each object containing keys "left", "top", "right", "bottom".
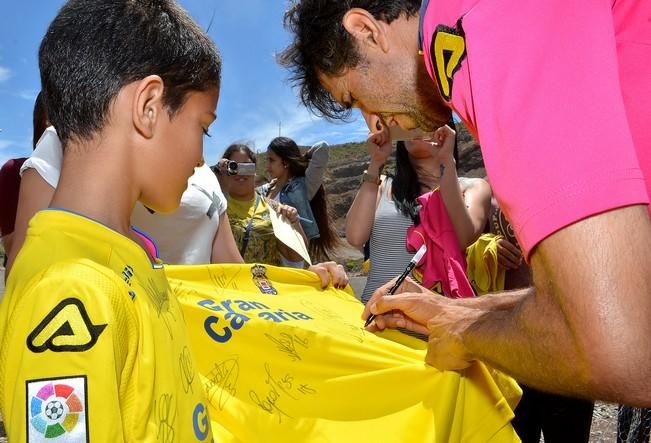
{"left": 458, "top": 207, "right": 651, "bottom": 406}
{"left": 461, "top": 285, "right": 593, "bottom": 397}
{"left": 457, "top": 289, "right": 527, "bottom": 311}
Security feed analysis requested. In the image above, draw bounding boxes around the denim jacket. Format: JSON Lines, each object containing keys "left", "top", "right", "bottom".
{"left": 258, "top": 176, "right": 320, "bottom": 240}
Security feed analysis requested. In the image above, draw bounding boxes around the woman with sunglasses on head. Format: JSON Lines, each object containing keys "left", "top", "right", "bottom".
{"left": 347, "top": 114, "right": 492, "bottom": 304}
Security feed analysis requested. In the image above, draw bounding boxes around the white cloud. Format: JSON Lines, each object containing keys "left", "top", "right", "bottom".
{"left": 17, "top": 90, "right": 38, "bottom": 101}
{"left": 0, "top": 66, "right": 11, "bottom": 83}
{"left": 0, "top": 140, "right": 13, "bottom": 150}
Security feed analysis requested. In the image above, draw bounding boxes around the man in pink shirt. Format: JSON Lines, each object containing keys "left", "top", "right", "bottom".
{"left": 280, "top": 0, "right": 651, "bottom": 406}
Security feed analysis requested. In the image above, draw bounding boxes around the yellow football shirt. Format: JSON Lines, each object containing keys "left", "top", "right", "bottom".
{"left": 0, "top": 210, "right": 212, "bottom": 442}
{"left": 169, "top": 264, "right": 521, "bottom": 442}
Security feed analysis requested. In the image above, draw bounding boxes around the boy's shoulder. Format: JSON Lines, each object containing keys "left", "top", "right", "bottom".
{"left": 3, "top": 258, "right": 137, "bottom": 335}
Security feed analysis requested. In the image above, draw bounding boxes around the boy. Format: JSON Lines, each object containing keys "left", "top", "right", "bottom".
{"left": 0, "top": 0, "right": 221, "bottom": 441}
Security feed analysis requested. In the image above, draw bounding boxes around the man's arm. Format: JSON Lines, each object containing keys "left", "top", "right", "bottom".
{"left": 462, "top": 205, "right": 651, "bottom": 405}
{"left": 365, "top": 205, "right": 651, "bottom": 405}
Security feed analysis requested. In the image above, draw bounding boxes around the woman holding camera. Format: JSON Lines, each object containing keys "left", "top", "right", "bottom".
{"left": 220, "top": 143, "right": 309, "bottom": 266}
{"left": 260, "top": 137, "right": 338, "bottom": 261}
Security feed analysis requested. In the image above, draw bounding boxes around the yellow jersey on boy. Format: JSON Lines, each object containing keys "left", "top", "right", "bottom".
{"left": 0, "top": 209, "right": 212, "bottom": 442}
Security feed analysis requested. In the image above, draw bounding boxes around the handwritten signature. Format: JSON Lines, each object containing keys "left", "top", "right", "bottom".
{"left": 249, "top": 363, "right": 318, "bottom": 423}
{"left": 264, "top": 332, "right": 309, "bottom": 361}
{"left": 205, "top": 356, "right": 240, "bottom": 410}
{"left": 249, "top": 363, "right": 295, "bottom": 423}
{"left": 155, "top": 393, "right": 177, "bottom": 443}
{"left": 179, "top": 346, "right": 195, "bottom": 394}
{"left": 298, "top": 384, "right": 317, "bottom": 395}
{"left": 300, "top": 300, "right": 342, "bottom": 321}
{"left": 145, "top": 277, "right": 177, "bottom": 339}
{"left": 341, "top": 323, "right": 367, "bottom": 344}
{"left": 208, "top": 266, "right": 241, "bottom": 297}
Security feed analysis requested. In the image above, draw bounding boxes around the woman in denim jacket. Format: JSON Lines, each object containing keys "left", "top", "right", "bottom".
{"left": 259, "top": 137, "right": 339, "bottom": 261}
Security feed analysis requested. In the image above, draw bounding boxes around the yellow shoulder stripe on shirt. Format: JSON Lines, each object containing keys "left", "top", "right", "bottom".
{"left": 431, "top": 21, "right": 467, "bottom": 101}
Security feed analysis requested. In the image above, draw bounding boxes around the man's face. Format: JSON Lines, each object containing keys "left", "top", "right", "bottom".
{"left": 318, "top": 55, "right": 451, "bottom": 132}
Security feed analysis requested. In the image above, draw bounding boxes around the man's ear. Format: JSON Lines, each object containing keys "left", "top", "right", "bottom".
{"left": 342, "top": 8, "right": 389, "bottom": 53}
{"left": 133, "top": 75, "right": 165, "bottom": 139}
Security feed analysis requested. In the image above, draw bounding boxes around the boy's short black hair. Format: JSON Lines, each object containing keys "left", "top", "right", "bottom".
{"left": 278, "top": 0, "right": 420, "bottom": 121}
{"left": 39, "top": 0, "right": 222, "bottom": 147}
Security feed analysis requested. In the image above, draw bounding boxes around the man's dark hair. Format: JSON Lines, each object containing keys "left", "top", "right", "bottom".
{"left": 39, "top": 0, "right": 222, "bottom": 147}
{"left": 278, "top": 0, "right": 420, "bottom": 121}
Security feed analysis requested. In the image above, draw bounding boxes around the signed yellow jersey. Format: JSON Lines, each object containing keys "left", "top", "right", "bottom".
{"left": 0, "top": 210, "right": 212, "bottom": 442}
{"left": 170, "top": 264, "right": 521, "bottom": 442}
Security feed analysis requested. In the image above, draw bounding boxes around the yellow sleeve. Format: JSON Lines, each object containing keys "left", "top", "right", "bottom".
{"left": 0, "top": 260, "right": 138, "bottom": 442}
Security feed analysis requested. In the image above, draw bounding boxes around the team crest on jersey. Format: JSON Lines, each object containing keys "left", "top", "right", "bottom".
{"left": 27, "top": 298, "right": 107, "bottom": 353}
{"left": 27, "top": 376, "right": 88, "bottom": 442}
{"left": 251, "top": 265, "right": 277, "bottom": 295}
{"left": 430, "top": 20, "right": 466, "bottom": 101}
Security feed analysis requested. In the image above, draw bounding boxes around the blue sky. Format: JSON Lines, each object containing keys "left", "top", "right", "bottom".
{"left": 0, "top": 0, "right": 368, "bottom": 167}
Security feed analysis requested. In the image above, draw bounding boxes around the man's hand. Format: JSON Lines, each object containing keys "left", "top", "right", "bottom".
{"left": 308, "top": 261, "right": 349, "bottom": 289}
{"left": 426, "top": 304, "right": 479, "bottom": 370}
{"left": 362, "top": 276, "right": 479, "bottom": 370}
{"left": 362, "top": 277, "right": 444, "bottom": 335}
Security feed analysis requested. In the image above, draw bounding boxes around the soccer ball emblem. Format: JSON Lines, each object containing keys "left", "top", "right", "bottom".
{"left": 29, "top": 381, "right": 84, "bottom": 438}
{"left": 45, "top": 400, "right": 65, "bottom": 420}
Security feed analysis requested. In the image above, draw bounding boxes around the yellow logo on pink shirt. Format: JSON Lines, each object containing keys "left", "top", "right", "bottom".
{"left": 431, "top": 21, "right": 466, "bottom": 101}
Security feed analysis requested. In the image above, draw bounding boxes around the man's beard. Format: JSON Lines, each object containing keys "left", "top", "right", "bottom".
{"left": 412, "top": 61, "right": 452, "bottom": 131}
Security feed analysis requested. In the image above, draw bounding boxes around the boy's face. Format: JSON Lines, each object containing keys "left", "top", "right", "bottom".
{"left": 143, "top": 88, "right": 219, "bottom": 213}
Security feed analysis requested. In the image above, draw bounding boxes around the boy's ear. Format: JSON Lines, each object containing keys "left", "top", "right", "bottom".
{"left": 133, "top": 75, "right": 165, "bottom": 139}
{"left": 342, "top": 8, "right": 389, "bottom": 53}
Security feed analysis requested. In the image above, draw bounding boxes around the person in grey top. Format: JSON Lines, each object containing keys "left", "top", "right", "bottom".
{"left": 346, "top": 114, "right": 491, "bottom": 302}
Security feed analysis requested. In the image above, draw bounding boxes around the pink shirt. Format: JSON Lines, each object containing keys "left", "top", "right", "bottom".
{"left": 406, "top": 191, "right": 475, "bottom": 298}
{"left": 421, "top": 0, "right": 650, "bottom": 257}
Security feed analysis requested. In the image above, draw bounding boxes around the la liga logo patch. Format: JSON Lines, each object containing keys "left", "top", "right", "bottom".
{"left": 27, "top": 376, "right": 88, "bottom": 442}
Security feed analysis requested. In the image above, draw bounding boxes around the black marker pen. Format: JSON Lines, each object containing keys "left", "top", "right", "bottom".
{"left": 364, "top": 244, "right": 428, "bottom": 327}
